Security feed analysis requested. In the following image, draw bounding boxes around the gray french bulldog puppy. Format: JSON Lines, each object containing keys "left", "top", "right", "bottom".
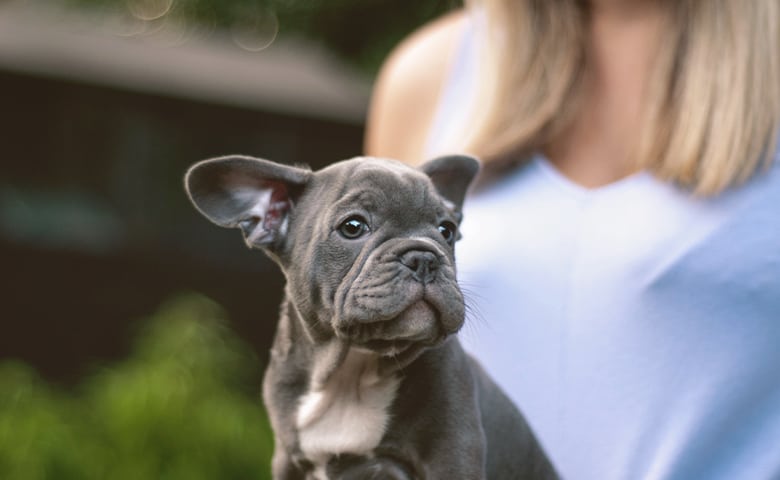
{"left": 185, "top": 154, "right": 557, "bottom": 480}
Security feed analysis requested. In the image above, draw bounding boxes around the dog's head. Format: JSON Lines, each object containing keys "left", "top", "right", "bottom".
{"left": 185, "top": 155, "right": 479, "bottom": 359}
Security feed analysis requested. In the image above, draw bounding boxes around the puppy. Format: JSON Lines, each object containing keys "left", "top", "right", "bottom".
{"left": 185, "top": 154, "right": 556, "bottom": 479}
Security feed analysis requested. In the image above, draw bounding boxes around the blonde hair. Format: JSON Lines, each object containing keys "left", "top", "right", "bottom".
{"left": 463, "top": 0, "right": 780, "bottom": 195}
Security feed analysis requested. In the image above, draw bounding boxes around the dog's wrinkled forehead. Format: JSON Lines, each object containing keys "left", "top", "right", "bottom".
{"left": 318, "top": 158, "right": 452, "bottom": 216}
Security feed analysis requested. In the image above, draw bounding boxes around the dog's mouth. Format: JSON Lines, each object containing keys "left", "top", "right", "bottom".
{"left": 344, "top": 301, "right": 448, "bottom": 357}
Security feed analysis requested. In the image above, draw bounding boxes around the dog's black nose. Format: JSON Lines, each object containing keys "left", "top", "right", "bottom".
{"left": 400, "top": 250, "right": 439, "bottom": 284}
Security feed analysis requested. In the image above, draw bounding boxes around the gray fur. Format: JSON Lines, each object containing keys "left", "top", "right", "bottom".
{"left": 185, "top": 154, "right": 557, "bottom": 479}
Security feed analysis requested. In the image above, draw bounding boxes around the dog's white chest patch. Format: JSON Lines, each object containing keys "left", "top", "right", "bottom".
{"left": 296, "top": 349, "right": 399, "bottom": 469}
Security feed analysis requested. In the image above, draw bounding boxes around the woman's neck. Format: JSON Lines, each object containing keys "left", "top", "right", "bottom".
{"left": 544, "top": 2, "right": 666, "bottom": 189}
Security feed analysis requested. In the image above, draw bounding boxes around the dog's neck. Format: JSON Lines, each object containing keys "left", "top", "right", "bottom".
{"left": 272, "top": 291, "right": 431, "bottom": 387}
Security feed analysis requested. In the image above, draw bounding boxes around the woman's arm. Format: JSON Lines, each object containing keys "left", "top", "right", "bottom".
{"left": 364, "top": 9, "right": 467, "bottom": 164}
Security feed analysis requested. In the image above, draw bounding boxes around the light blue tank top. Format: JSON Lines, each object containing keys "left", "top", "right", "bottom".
{"left": 427, "top": 19, "right": 780, "bottom": 480}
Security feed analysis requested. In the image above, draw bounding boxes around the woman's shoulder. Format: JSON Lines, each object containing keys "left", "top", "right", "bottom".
{"left": 364, "top": 9, "right": 469, "bottom": 164}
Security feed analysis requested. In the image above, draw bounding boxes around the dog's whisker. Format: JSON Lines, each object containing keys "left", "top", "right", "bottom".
{"left": 461, "top": 288, "right": 488, "bottom": 324}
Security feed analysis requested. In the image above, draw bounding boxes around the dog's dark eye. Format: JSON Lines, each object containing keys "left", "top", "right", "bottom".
{"left": 438, "top": 221, "right": 457, "bottom": 245}
{"left": 338, "top": 215, "right": 369, "bottom": 239}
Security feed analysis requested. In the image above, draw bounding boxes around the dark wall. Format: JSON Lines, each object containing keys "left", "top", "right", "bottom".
{"left": 0, "top": 70, "right": 365, "bottom": 384}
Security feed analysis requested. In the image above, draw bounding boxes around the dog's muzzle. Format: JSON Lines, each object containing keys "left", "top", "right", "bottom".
{"left": 334, "top": 240, "right": 465, "bottom": 357}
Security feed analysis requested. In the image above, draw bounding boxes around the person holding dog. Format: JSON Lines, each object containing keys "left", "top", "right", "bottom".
{"left": 365, "top": 0, "right": 780, "bottom": 478}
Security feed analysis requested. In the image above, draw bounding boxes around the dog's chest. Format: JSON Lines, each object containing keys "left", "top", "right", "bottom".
{"left": 296, "top": 349, "right": 400, "bottom": 474}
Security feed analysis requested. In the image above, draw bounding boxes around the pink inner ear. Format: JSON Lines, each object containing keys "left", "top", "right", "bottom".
{"left": 263, "top": 184, "right": 291, "bottom": 233}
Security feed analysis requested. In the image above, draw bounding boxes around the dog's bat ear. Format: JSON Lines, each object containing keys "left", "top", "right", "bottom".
{"left": 420, "top": 154, "right": 481, "bottom": 212}
{"left": 184, "top": 155, "right": 311, "bottom": 249}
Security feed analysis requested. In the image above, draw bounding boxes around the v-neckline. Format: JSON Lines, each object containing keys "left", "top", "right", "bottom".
{"left": 532, "top": 153, "right": 652, "bottom": 200}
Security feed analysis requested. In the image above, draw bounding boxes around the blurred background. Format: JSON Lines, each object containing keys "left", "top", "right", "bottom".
{"left": 0, "top": 0, "right": 456, "bottom": 477}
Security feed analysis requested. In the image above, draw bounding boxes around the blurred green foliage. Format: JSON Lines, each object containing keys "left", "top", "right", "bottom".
{"left": 0, "top": 295, "right": 274, "bottom": 480}
{"left": 54, "top": 0, "right": 459, "bottom": 74}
